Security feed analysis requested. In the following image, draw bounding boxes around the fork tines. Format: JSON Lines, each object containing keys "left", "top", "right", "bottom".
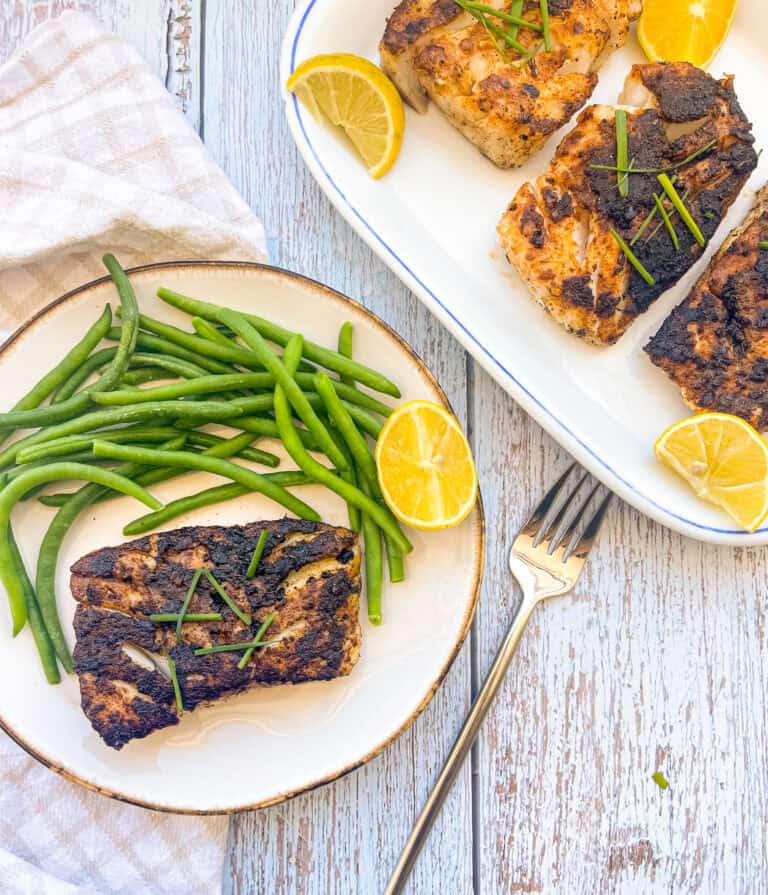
{"left": 524, "top": 464, "right": 612, "bottom": 560}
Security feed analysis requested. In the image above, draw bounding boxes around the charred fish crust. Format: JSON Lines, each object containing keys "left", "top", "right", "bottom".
{"left": 498, "top": 62, "right": 757, "bottom": 344}
{"left": 71, "top": 520, "right": 362, "bottom": 749}
{"left": 646, "top": 185, "right": 768, "bottom": 428}
{"left": 635, "top": 63, "right": 718, "bottom": 122}
{"left": 382, "top": 0, "right": 460, "bottom": 56}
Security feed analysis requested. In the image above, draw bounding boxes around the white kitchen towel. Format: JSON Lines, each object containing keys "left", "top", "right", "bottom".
{"left": 0, "top": 10, "right": 270, "bottom": 894}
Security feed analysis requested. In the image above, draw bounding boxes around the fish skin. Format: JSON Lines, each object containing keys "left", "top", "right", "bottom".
{"left": 71, "top": 519, "right": 362, "bottom": 750}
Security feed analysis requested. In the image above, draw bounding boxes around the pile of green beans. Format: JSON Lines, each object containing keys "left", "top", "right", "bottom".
{"left": 0, "top": 255, "right": 409, "bottom": 682}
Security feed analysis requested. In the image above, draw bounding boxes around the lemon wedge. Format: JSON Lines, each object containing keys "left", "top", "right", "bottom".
{"left": 655, "top": 412, "right": 768, "bottom": 531}
{"left": 638, "top": 0, "right": 738, "bottom": 68}
{"left": 287, "top": 53, "right": 405, "bottom": 179}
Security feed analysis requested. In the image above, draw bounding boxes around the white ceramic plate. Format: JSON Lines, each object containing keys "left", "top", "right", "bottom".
{"left": 0, "top": 262, "right": 483, "bottom": 813}
{"left": 281, "top": 0, "right": 768, "bottom": 545}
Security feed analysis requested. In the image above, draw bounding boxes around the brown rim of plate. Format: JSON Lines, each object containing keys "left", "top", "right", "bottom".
{"left": 0, "top": 260, "right": 485, "bottom": 815}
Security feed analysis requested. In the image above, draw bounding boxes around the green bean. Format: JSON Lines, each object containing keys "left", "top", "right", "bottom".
{"left": 157, "top": 288, "right": 402, "bottom": 397}
{"left": 337, "top": 323, "right": 405, "bottom": 583}
{"left": 8, "top": 530, "right": 60, "bottom": 683}
{"left": 327, "top": 424, "right": 361, "bottom": 532}
{"left": 38, "top": 431, "right": 270, "bottom": 507}
{"left": 219, "top": 310, "right": 349, "bottom": 470}
{"left": 108, "top": 328, "right": 234, "bottom": 375}
{"left": 358, "top": 473, "right": 383, "bottom": 625}
{"left": 315, "top": 377, "right": 392, "bottom": 417}
{"left": 272, "top": 373, "right": 412, "bottom": 553}
{"left": 123, "top": 470, "right": 318, "bottom": 535}
{"left": 3, "top": 305, "right": 112, "bottom": 422}
{"left": 217, "top": 416, "right": 322, "bottom": 452}
{"left": 35, "top": 438, "right": 185, "bottom": 669}
{"left": 93, "top": 373, "right": 275, "bottom": 406}
{"left": 0, "top": 401, "right": 243, "bottom": 471}
{"left": 192, "top": 316, "right": 234, "bottom": 346}
{"left": 129, "top": 353, "right": 210, "bottom": 379}
{"left": 337, "top": 322, "right": 355, "bottom": 387}
{"left": 120, "top": 367, "right": 173, "bottom": 387}
{"left": 0, "top": 257, "right": 139, "bottom": 432}
{"left": 0, "top": 463, "right": 161, "bottom": 637}
{"left": 184, "top": 430, "right": 279, "bottom": 468}
{"left": 92, "top": 442, "right": 320, "bottom": 522}
{"left": 314, "top": 372, "right": 382, "bottom": 497}
{"left": 52, "top": 347, "right": 117, "bottom": 404}
{"left": 16, "top": 427, "right": 184, "bottom": 465}
{"left": 130, "top": 312, "right": 266, "bottom": 370}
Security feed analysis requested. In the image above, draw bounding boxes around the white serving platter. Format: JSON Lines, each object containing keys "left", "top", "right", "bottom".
{"left": 281, "top": 0, "right": 768, "bottom": 545}
{"left": 0, "top": 262, "right": 483, "bottom": 813}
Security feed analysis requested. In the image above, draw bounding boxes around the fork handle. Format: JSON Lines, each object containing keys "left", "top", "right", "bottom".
{"left": 384, "top": 594, "right": 539, "bottom": 895}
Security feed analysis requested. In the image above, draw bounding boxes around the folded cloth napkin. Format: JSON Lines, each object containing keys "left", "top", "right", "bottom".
{"left": 0, "top": 11, "right": 269, "bottom": 894}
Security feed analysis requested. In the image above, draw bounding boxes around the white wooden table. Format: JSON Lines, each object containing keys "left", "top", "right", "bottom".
{"left": 2, "top": 3, "right": 767, "bottom": 893}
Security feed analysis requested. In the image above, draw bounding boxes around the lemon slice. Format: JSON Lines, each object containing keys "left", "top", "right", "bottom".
{"left": 286, "top": 53, "right": 405, "bottom": 179}
{"left": 375, "top": 400, "right": 478, "bottom": 530}
{"left": 638, "top": 0, "right": 738, "bottom": 68}
{"left": 655, "top": 412, "right": 768, "bottom": 531}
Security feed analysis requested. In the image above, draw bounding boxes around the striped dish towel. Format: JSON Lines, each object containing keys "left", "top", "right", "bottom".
{"left": 0, "top": 11, "right": 268, "bottom": 895}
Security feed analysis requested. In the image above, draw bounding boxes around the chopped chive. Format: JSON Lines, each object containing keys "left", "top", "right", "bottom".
{"left": 246, "top": 530, "right": 270, "bottom": 579}
{"left": 203, "top": 568, "right": 252, "bottom": 626}
{"left": 759, "top": 242, "right": 768, "bottom": 249}
{"left": 589, "top": 139, "right": 718, "bottom": 176}
{"left": 646, "top": 186, "right": 689, "bottom": 244}
{"left": 481, "top": 14, "right": 527, "bottom": 54}
{"left": 168, "top": 657, "right": 184, "bottom": 715}
{"left": 630, "top": 204, "right": 659, "bottom": 246}
{"left": 193, "top": 637, "right": 280, "bottom": 657}
{"left": 149, "top": 612, "right": 222, "bottom": 623}
{"left": 615, "top": 110, "right": 629, "bottom": 198}
{"left": 458, "top": 1, "right": 543, "bottom": 30}
{"left": 507, "top": 0, "right": 524, "bottom": 41}
{"left": 657, "top": 174, "right": 705, "bottom": 247}
{"left": 539, "top": 0, "right": 551, "bottom": 50}
{"left": 176, "top": 568, "right": 203, "bottom": 646}
{"left": 652, "top": 771, "right": 669, "bottom": 790}
{"left": 609, "top": 227, "right": 655, "bottom": 285}
{"left": 238, "top": 611, "right": 278, "bottom": 670}
{"left": 653, "top": 193, "right": 680, "bottom": 251}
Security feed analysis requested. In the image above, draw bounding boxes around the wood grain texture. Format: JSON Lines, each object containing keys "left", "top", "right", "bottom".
{"left": 3, "top": 1, "right": 768, "bottom": 893}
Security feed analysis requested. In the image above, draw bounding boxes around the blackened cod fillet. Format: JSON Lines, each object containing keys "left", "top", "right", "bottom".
{"left": 71, "top": 519, "right": 361, "bottom": 750}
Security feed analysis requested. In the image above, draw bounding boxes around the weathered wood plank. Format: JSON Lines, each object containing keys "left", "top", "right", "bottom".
{"left": 204, "top": 4, "right": 474, "bottom": 894}
{"left": 471, "top": 362, "right": 768, "bottom": 895}
{"left": 0, "top": 0, "right": 199, "bottom": 129}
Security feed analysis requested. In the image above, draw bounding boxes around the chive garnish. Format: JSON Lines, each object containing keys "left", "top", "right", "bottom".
{"left": 193, "top": 637, "right": 280, "bottom": 657}
{"left": 454, "top": 0, "right": 525, "bottom": 55}
{"left": 246, "top": 530, "right": 269, "bottom": 579}
{"left": 657, "top": 174, "right": 704, "bottom": 247}
{"left": 653, "top": 193, "right": 679, "bottom": 251}
{"left": 759, "top": 242, "right": 768, "bottom": 249}
{"left": 176, "top": 568, "right": 203, "bottom": 646}
{"left": 507, "top": 0, "right": 524, "bottom": 41}
{"left": 630, "top": 203, "right": 658, "bottom": 247}
{"left": 609, "top": 227, "right": 655, "bottom": 285}
{"left": 237, "top": 611, "right": 278, "bottom": 670}
{"left": 149, "top": 612, "right": 222, "bottom": 623}
{"left": 646, "top": 186, "right": 690, "bottom": 244}
{"left": 589, "top": 138, "right": 717, "bottom": 176}
{"left": 481, "top": 14, "right": 528, "bottom": 54}
{"left": 458, "top": 1, "right": 543, "bottom": 31}
{"left": 614, "top": 110, "right": 629, "bottom": 198}
{"left": 203, "top": 568, "right": 252, "bottom": 626}
{"left": 652, "top": 771, "right": 669, "bottom": 790}
{"left": 539, "top": 0, "right": 551, "bottom": 51}
{"left": 168, "top": 657, "right": 184, "bottom": 715}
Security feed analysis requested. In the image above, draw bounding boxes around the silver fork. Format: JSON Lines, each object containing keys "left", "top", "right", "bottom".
{"left": 384, "top": 465, "right": 613, "bottom": 895}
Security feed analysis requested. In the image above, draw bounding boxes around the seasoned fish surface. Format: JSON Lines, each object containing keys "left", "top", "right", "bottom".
{"left": 497, "top": 63, "right": 758, "bottom": 344}
{"left": 646, "top": 185, "right": 768, "bottom": 429}
{"left": 72, "top": 519, "right": 361, "bottom": 749}
{"left": 380, "top": 0, "right": 641, "bottom": 168}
